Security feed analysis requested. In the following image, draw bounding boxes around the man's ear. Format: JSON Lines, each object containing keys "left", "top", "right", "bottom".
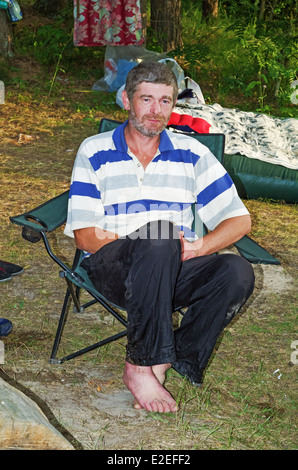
{"left": 122, "top": 89, "right": 130, "bottom": 111}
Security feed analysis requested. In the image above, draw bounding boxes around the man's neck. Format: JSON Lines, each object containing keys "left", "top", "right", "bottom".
{"left": 125, "top": 123, "right": 160, "bottom": 169}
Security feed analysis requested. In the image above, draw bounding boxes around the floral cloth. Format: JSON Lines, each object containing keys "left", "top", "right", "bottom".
{"left": 73, "top": 0, "right": 144, "bottom": 47}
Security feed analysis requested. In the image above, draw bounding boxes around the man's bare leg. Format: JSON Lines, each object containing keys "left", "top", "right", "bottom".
{"left": 123, "top": 361, "right": 178, "bottom": 413}
{"left": 152, "top": 363, "right": 171, "bottom": 384}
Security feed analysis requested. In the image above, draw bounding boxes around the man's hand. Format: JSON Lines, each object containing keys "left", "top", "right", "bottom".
{"left": 179, "top": 231, "right": 198, "bottom": 261}
{"left": 179, "top": 214, "right": 251, "bottom": 261}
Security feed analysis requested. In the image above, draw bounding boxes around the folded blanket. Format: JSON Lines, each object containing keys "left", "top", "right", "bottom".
{"left": 173, "top": 103, "right": 298, "bottom": 170}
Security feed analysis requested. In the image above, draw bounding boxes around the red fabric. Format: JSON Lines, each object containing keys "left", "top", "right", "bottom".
{"left": 168, "top": 112, "right": 211, "bottom": 134}
{"left": 74, "top": 0, "right": 144, "bottom": 47}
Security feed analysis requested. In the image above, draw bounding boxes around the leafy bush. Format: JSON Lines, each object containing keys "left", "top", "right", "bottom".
{"left": 173, "top": 2, "right": 297, "bottom": 112}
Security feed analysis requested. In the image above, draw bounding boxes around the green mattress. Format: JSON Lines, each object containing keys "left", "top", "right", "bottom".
{"left": 222, "top": 153, "right": 298, "bottom": 204}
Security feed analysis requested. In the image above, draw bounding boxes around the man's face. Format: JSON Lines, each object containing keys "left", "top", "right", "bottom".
{"left": 123, "top": 82, "right": 175, "bottom": 137}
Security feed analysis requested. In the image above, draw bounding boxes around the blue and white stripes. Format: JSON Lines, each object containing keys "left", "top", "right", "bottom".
{"left": 64, "top": 121, "right": 248, "bottom": 240}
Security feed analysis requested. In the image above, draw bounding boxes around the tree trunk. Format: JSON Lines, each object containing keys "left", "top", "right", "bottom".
{"left": 258, "top": 0, "right": 266, "bottom": 22}
{"left": 150, "top": 0, "right": 182, "bottom": 52}
{"left": 140, "top": 0, "right": 148, "bottom": 44}
{"left": 202, "top": 0, "right": 219, "bottom": 19}
{"left": 0, "top": 10, "right": 13, "bottom": 58}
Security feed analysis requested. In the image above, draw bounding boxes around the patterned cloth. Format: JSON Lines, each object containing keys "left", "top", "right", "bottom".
{"left": 173, "top": 102, "right": 298, "bottom": 170}
{"left": 64, "top": 121, "right": 248, "bottom": 245}
{"left": 73, "top": 0, "right": 144, "bottom": 47}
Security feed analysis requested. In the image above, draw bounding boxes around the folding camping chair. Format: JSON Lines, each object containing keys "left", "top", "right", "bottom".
{"left": 10, "top": 118, "right": 280, "bottom": 364}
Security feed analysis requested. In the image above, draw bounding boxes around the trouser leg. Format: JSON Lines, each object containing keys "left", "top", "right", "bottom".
{"left": 123, "top": 221, "right": 182, "bottom": 365}
{"left": 172, "top": 253, "right": 255, "bottom": 384}
{"left": 82, "top": 222, "right": 255, "bottom": 384}
{"left": 81, "top": 221, "right": 182, "bottom": 366}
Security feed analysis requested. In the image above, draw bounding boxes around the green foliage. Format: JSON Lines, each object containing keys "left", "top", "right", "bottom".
{"left": 227, "top": 20, "right": 296, "bottom": 111}
{"left": 33, "top": 25, "right": 72, "bottom": 66}
{"left": 15, "top": 23, "right": 81, "bottom": 68}
{"left": 0, "top": 57, "right": 11, "bottom": 82}
{"left": 13, "top": 3, "right": 105, "bottom": 73}
{"left": 176, "top": 1, "right": 297, "bottom": 114}
{"left": 221, "top": 0, "right": 296, "bottom": 22}
{"left": 10, "top": 0, "right": 298, "bottom": 115}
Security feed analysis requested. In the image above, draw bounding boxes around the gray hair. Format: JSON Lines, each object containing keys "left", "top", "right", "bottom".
{"left": 125, "top": 61, "right": 178, "bottom": 102}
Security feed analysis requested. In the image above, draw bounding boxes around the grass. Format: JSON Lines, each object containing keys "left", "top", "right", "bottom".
{"left": 0, "top": 44, "right": 297, "bottom": 450}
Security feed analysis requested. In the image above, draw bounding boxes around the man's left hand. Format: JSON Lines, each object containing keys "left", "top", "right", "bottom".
{"left": 179, "top": 232, "right": 198, "bottom": 261}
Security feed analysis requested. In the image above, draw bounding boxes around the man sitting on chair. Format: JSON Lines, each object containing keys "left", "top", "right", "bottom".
{"left": 64, "top": 61, "right": 255, "bottom": 413}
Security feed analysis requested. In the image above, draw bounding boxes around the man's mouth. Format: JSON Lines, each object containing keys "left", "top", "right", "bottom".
{"left": 145, "top": 115, "right": 163, "bottom": 123}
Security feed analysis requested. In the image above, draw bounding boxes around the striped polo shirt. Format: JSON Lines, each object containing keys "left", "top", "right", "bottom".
{"left": 64, "top": 121, "right": 248, "bottom": 241}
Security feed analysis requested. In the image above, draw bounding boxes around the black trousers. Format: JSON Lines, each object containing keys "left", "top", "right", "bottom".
{"left": 81, "top": 221, "right": 255, "bottom": 385}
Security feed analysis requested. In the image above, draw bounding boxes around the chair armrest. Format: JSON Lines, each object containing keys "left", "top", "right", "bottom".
{"left": 10, "top": 190, "right": 73, "bottom": 273}
{"left": 10, "top": 190, "right": 69, "bottom": 234}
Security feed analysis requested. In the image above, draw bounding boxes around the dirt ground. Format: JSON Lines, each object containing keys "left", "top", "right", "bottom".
{"left": 0, "top": 258, "right": 294, "bottom": 451}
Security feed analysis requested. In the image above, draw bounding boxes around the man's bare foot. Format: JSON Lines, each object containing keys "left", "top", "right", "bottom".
{"left": 123, "top": 361, "right": 178, "bottom": 413}
{"left": 132, "top": 363, "right": 171, "bottom": 410}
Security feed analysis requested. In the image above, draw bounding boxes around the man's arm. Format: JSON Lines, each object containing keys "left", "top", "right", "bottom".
{"left": 181, "top": 214, "right": 251, "bottom": 261}
{"left": 74, "top": 227, "right": 118, "bottom": 254}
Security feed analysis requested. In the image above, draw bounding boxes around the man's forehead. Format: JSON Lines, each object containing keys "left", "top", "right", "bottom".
{"left": 135, "top": 81, "right": 174, "bottom": 97}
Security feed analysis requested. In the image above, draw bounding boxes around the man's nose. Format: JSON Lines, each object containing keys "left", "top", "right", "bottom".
{"left": 150, "top": 100, "right": 161, "bottom": 114}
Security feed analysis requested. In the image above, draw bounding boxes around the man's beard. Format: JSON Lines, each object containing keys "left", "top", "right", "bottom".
{"left": 129, "top": 108, "right": 168, "bottom": 137}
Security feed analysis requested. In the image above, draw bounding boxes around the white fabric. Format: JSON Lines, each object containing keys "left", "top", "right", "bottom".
{"left": 173, "top": 103, "right": 298, "bottom": 170}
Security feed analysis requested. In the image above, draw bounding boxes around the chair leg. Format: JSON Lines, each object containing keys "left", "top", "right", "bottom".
{"left": 49, "top": 288, "right": 71, "bottom": 364}
{"left": 49, "top": 283, "right": 128, "bottom": 364}
{"left": 56, "top": 329, "right": 128, "bottom": 363}
{"left": 65, "top": 278, "right": 84, "bottom": 313}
